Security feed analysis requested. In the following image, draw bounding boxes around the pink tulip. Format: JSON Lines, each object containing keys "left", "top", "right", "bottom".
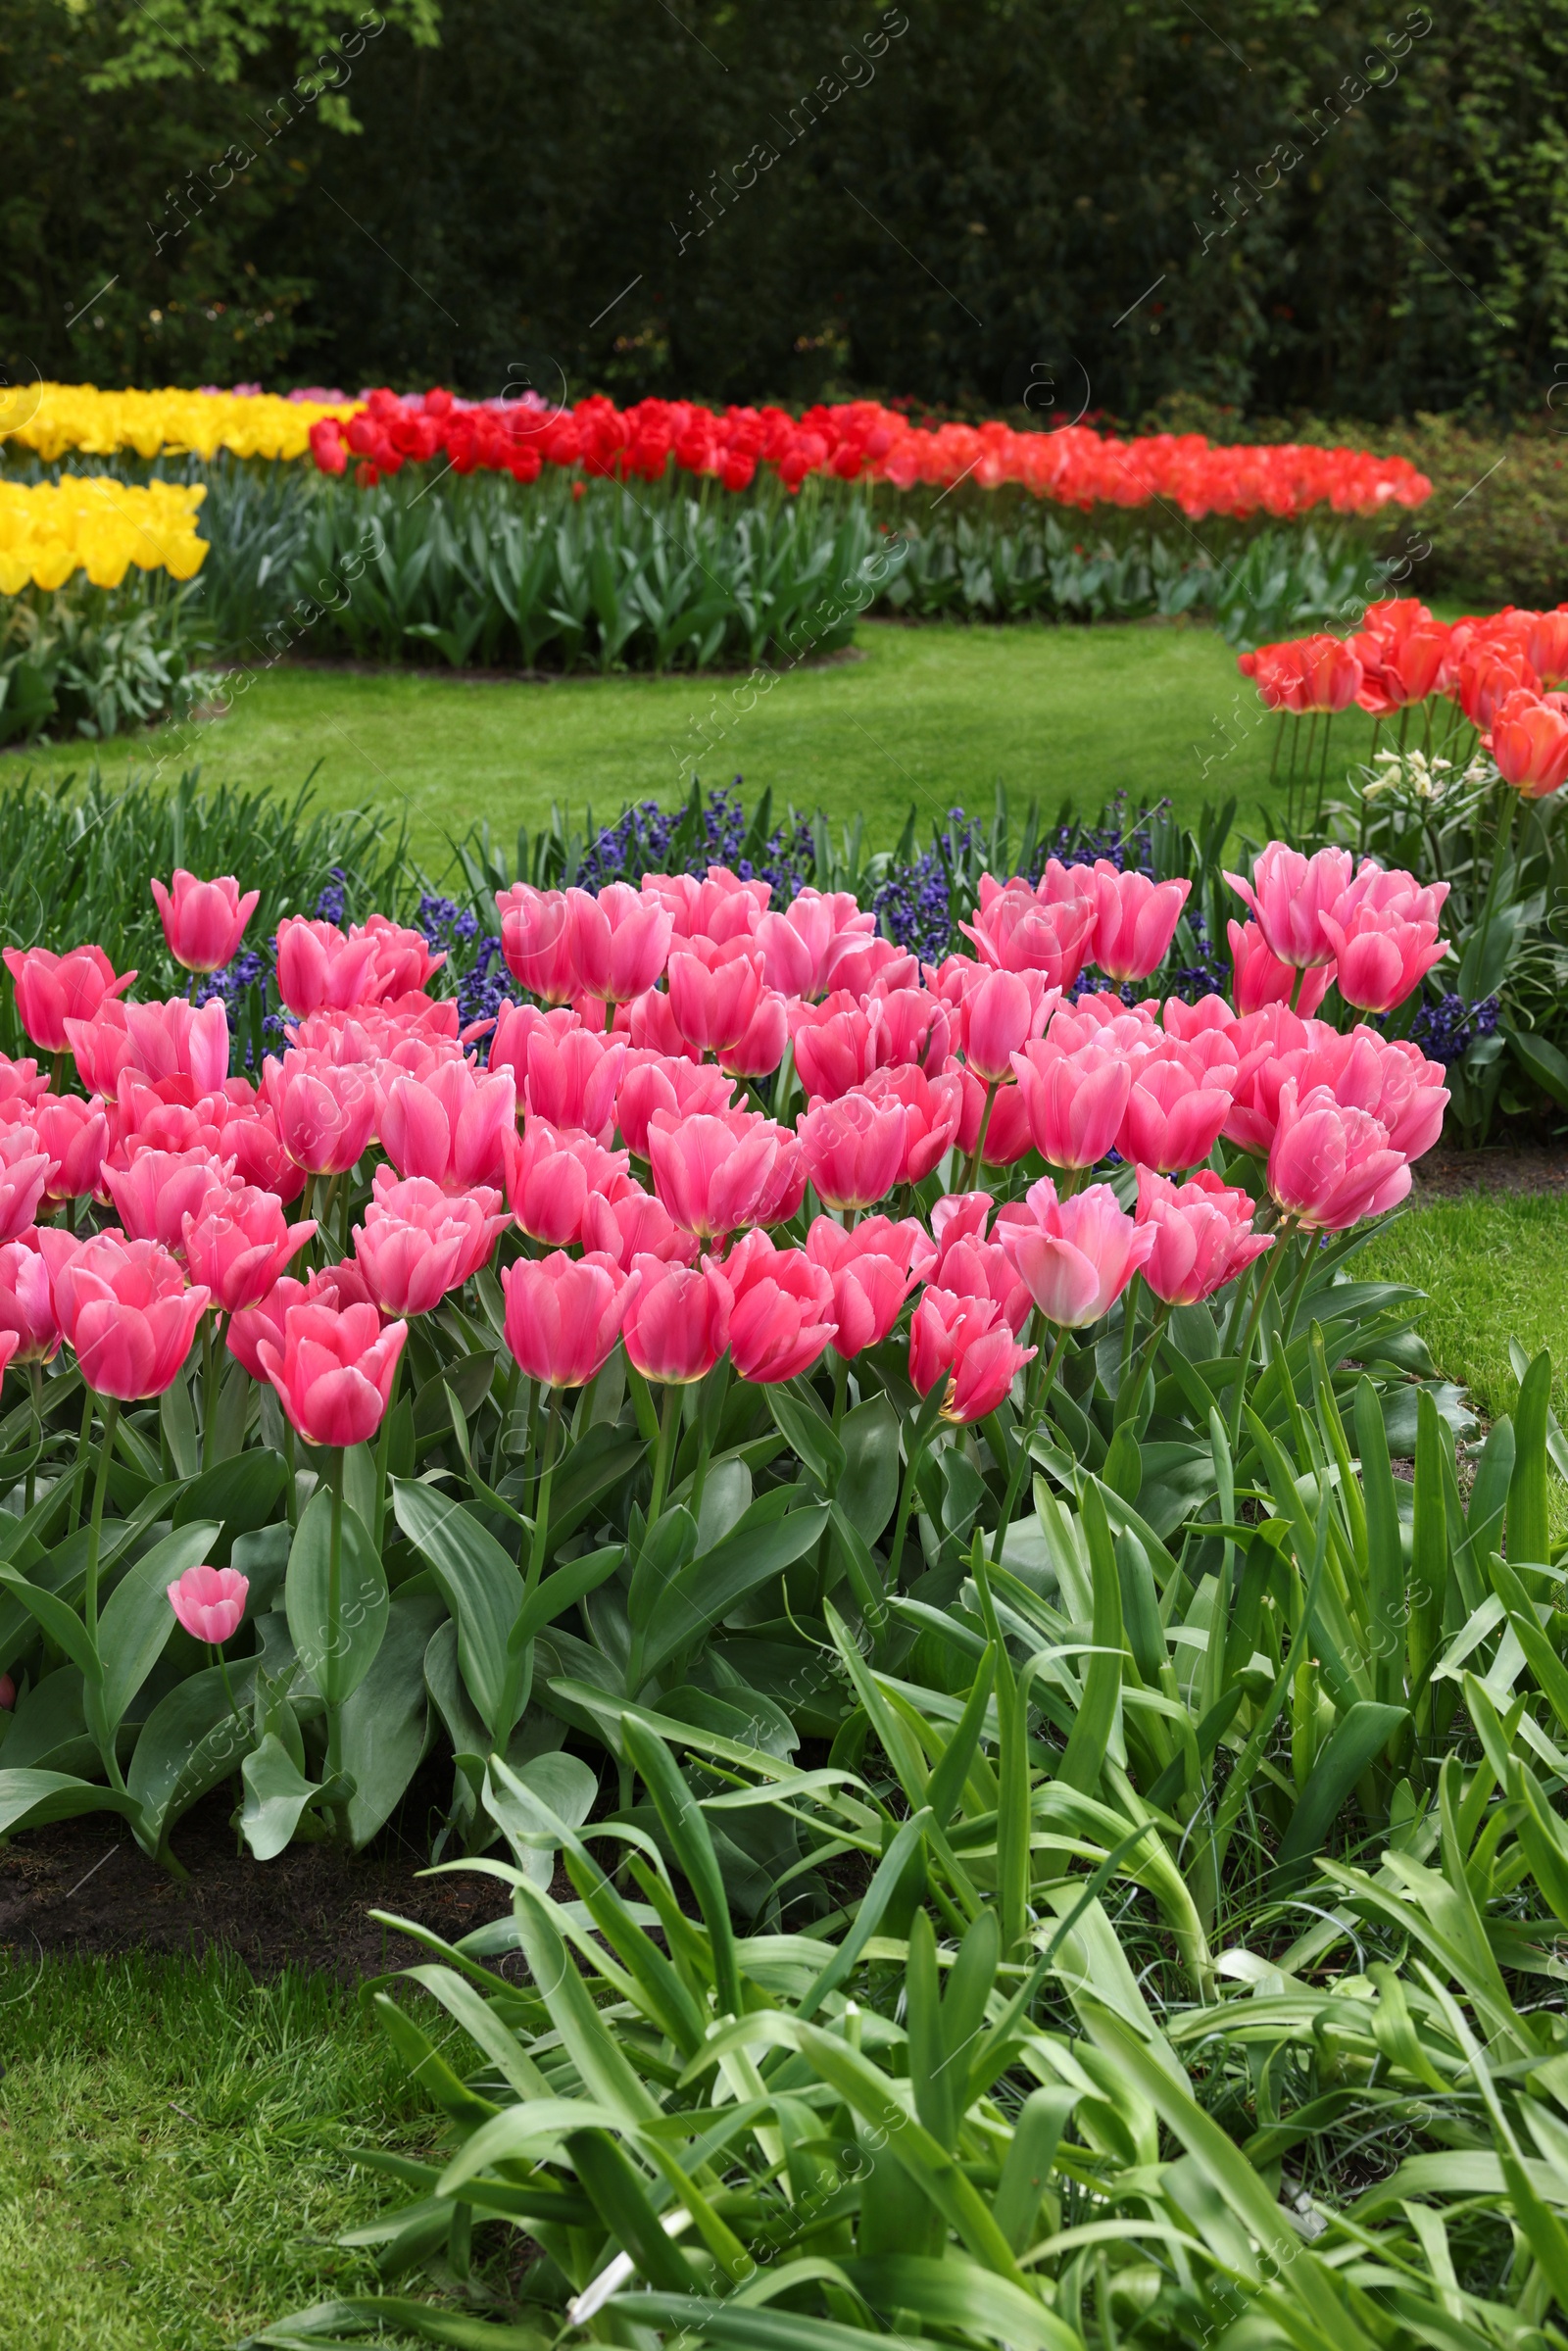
{"left": 227, "top": 1274, "right": 310, "bottom": 1382}
{"left": 275, "top": 916, "right": 380, "bottom": 1015}
{"left": 806, "top": 1214, "right": 935, "bottom": 1358}
{"left": 0, "top": 1127, "right": 53, "bottom": 1244}
{"left": 666, "top": 939, "right": 765, "bottom": 1055}
{"left": 954, "top": 1068, "right": 1035, "bottom": 1168}
{"left": 648, "top": 1108, "right": 799, "bottom": 1241}
{"left": 501, "top": 1249, "right": 638, "bottom": 1388}
{"left": 1227, "top": 919, "right": 1333, "bottom": 1018}
{"left": 1117, "top": 1049, "right": 1235, "bottom": 1173}
{"left": 32, "top": 1093, "right": 109, "bottom": 1203}
{"left": 516, "top": 1011, "right": 625, "bottom": 1135}
{"left": 1049, "top": 992, "right": 1160, "bottom": 1053}
{"left": 791, "top": 996, "right": 880, "bottom": 1102}
{"left": 718, "top": 989, "right": 789, "bottom": 1080}
{"left": 379, "top": 1061, "right": 516, "bottom": 1193}
{"left": 627, "top": 985, "right": 702, "bottom": 1061}
{"left": 265, "top": 1052, "right": 378, "bottom": 1176}
{"left": 1267, "top": 1081, "right": 1411, "bottom": 1230}
{"left": 1136, "top": 1168, "right": 1272, "bottom": 1304}
{"left": 257, "top": 1298, "right": 408, "bottom": 1445}
{"left": 1161, "top": 993, "right": 1239, "bottom": 1043}
{"left": 622, "top": 1253, "right": 732, "bottom": 1383}
{"left": 643, "top": 866, "right": 770, "bottom": 945}
{"left": 720, "top": 1230, "right": 836, "bottom": 1383}
{"left": 908, "top": 1287, "right": 1034, "bottom": 1423}
{"left": 799, "top": 1090, "right": 906, "bottom": 1211}
{"left": 168, "top": 1562, "right": 249, "bottom": 1645}
{"left": 1087, "top": 862, "right": 1191, "bottom": 983}
{"left": 580, "top": 1182, "right": 698, "bottom": 1270}
{"left": 1011, "top": 1039, "right": 1133, "bottom": 1170}
{"left": 998, "top": 1177, "right": 1156, "bottom": 1328}
{"left": 182, "top": 1188, "right": 318, "bottom": 1314}
{"left": 1318, "top": 906, "right": 1447, "bottom": 1014}
{"left": 0, "top": 1053, "right": 48, "bottom": 1117}
{"left": 355, "top": 1168, "right": 508, "bottom": 1316}
{"left": 222, "top": 1089, "right": 307, "bottom": 1205}
{"left": 103, "top": 1147, "right": 237, "bottom": 1253}
{"left": 3, "top": 945, "right": 135, "bottom": 1054}
{"left": 0, "top": 1237, "right": 59, "bottom": 1363}
{"left": 151, "top": 870, "right": 261, "bottom": 974}
{"left": 504, "top": 1118, "right": 630, "bottom": 1246}
{"left": 755, "top": 888, "right": 876, "bottom": 998}
{"left": 614, "top": 1052, "right": 736, "bottom": 1156}
{"left": 497, "top": 884, "right": 577, "bottom": 1003}
{"left": 1224, "top": 844, "right": 1355, "bottom": 970}
{"left": 957, "top": 967, "right": 1055, "bottom": 1084}
{"left": 567, "top": 883, "right": 672, "bottom": 1004}
{"left": 930, "top": 1194, "right": 1032, "bottom": 1333}
{"left": 867, "top": 984, "right": 953, "bottom": 1075}
{"left": 39, "top": 1228, "right": 210, "bottom": 1399}
{"left": 67, "top": 995, "right": 230, "bottom": 1098}
{"left": 859, "top": 1064, "right": 965, "bottom": 1184}
{"left": 960, "top": 868, "right": 1098, "bottom": 987}
{"left": 357, "top": 915, "right": 445, "bottom": 1002}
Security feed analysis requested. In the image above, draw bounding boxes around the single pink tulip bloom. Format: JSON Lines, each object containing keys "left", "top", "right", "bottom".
{"left": 168, "top": 1562, "right": 250, "bottom": 1646}
{"left": 791, "top": 996, "right": 880, "bottom": 1102}
{"left": 183, "top": 1188, "right": 318, "bottom": 1315}
{"left": 852, "top": 1064, "right": 960, "bottom": 1184}
{"left": 66, "top": 995, "right": 230, "bottom": 1099}
{"left": 648, "top": 1108, "right": 798, "bottom": 1242}
{"left": 1224, "top": 843, "right": 1355, "bottom": 969}
{"left": 0, "top": 1128, "right": 53, "bottom": 1244}
{"left": 1161, "top": 993, "right": 1239, "bottom": 1043}
{"left": 104, "top": 1146, "right": 237, "bottom": 1254}
{"left": 0, "top": 1053, "right": 48, "bottom": 1117}
{"left": 622, "top": 1253, "right": 732, "bottom": 1383}
{"left": 908, "top": 1286, "right": 1034, "bottom": 1423}
{"left": 614, "top": 1051, "right": 735, "bottom": 1156}
{"left": 959, "top": 967, "right": 1054, "bottom": 1084}
{"left": 627, "top": 984, "right": 702, "bottom": 1062}
{"left": 487, "top": 1001, "right": 578, "bottom": 1096}
{"left": 517, "top": 1022, "right": 624, "bottom": 1144}
{"left": 567, "top": 883, "right": 673, "bottom": 1004}
{"left": 354, "top": 1168, "right": 507, "bottom": 1316}
{"left": 275, "top": 916, "right": 380, "bottom": 1016}
{"left": 3, "top": 945, "right": 134, "bottom": 1055}
{"left": 718, "top": 988, "right": 789, "bottom": 1080}
{"left": 222, "top": 1089, "right": 307, "bottom": 1204}
{"left": 580, "top": 1182, "right": 698, "bottom": 1271}
{"left": 1267, "top": 1080, "right": 1412, "bottom": 1230}
{"left": 356, "top": 915, "right": 445, "bottom": 1002}
{"left": 1011, "top": 1039, "right": 1133, "bottom": 1170}
{"left": 755, "top": 888, "right": 876, "bottom": 999}
{"left": 1136, "top": 1168, "right": 1272, "bottom": 1305}
{"left": 930, "top": 1197, "right": 1032, "bottom": 1334}
{"left": 643, "top": 865, "right": 770, "bottom": 945}
{"left": 1227, "top": 919, "right": 1332, "bottom": 1018}
{"left": 257, "top": 1299, "right": 408, "bottom": 1445}
{"left": 501, "top": 1249, "right": 638, "bottom": 1388}
{"left": 998, "top": 1176, "right": 1156, "bottom": 1328}
{"left": 720, "top": 1229, "right": 837, "bottom": 1384}
{"left": 1117, "top": 1050, "right": 1236, "bottom": 1173}
{"left": 799, "top": 1091, "right": 906, "bottom": 1212}
{"left": 961, "top": 867, "right": 1098, "bottom": 986}
{"left": 666, "top": 939, "right": 765, "bottom": 1055}
{"left": 32, "top": 1093, "right": 109, "bottom": 1204}
{"left": 806, "top": 1214, "right": 935, "bottom": 1358}
{"left": 379, "top": 1061, "right": 515, "bottom": 1193}
{"left": 1087, "top": 862, "right": 1191, "bottom": 984}
{"left": 0, "top": 1236, "right": 59, "bottom": 1363}
{"left": 953, "top": 1066, "right": 1034, "bottom": 1168}
{"left": 151, "top": 870, "right": 261, "bottom": 974}
{"left": 1319, "top": 906, "right": 1447, "bottom": 1014}
{"left": 868, "top": 984, "right": 953, "bottom": 1075}
{"left": 497, "top": 884, "right": 577, "bottom": 1003}
{"left": 266, "top": 1052, "right": 378, "bottom": 1176}
{"left": 504, "top": 1117, "right": 630, "bottom": 1246}
{"left": 227, "top": 1274, "right": 310, "bottom": 1382}
{"left": 39, "top": 1228, "right": 210, "bottom": 1399}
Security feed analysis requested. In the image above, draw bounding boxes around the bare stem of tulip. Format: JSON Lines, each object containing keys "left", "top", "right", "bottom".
{"left": 324, "top": 1447, "right": 346, "bottom": 1831}
{"left": 646, "top": 1381, "right": 681, "bottom": 1532}
{"left": 24, "top": 1363, "right": 41, "bottom": 1513}
{"left": 373, "top": 1352, "right": 401, "bottom": 1551}
{"left": 69, "top": 1385, "right": 94, "bottom": 1533}
{"left": 990, "top": 1326, "right": 1069, "bottom": 1567}
{"left": 211, "top": 1641, "right": 245, "bottom": 1735}
{"left": 82, "top": 1396, "right": 118, "bottom": 1642}
{"left": 1227, "top": 1228, "right": 1293, "bottom": 1449}
{"left": 526, "top": 1391, "right": 562, "bottom": 1599}
{"left": 965, "top": 1081, "right": 998, "bottom": 1191}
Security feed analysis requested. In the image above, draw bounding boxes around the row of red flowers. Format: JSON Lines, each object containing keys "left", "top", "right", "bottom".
{"left": 1239, "top": 597, "right": 1568, "bottom": 795}
{"left": 307, "top": 389, "right": 1433, "bottom": 520}
{"left": 0, "top": 838, "right": 1447, "bottom": 1480}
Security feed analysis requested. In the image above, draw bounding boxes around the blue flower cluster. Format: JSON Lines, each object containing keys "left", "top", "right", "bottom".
{"left": 1409, "top": 992, "right": 1501, "bottom": 1066}
{"left": 577, "top": 783, "right": 815, "bottom": 904}
{"left": 417, "top": 895, "right": 509, "bottom": 1032}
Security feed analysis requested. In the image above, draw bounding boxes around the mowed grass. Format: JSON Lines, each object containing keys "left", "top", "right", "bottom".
{"left": 1362, "top": 1192, "right": 1568, "bottom": 1428}
{"left": 8, "top": 617, "right": 1389, "bottom": 871}
{"left": 0, "top": 1953, "right": 430, "bottom": 2351}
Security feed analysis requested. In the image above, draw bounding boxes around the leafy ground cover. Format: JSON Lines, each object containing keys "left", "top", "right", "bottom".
{"left": 1365, "top": 1189, "right": 1568, "bottom": 1425}
{"left": 11, "top": 619, "right": 1388, "bottom": 864}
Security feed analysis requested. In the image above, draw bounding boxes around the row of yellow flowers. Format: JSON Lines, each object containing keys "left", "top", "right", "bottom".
{"left": 0, "top": 478, "right": 210, "bottom": 593}
{"left": 0, "top": 383, "right": 356, "bottom": 465}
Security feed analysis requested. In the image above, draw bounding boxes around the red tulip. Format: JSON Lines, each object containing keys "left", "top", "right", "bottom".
{"left": 257, "top": 1298, "right": 408, "bottom": 1445}
{"left": 1488, "top": 689, "right": 1568, "bottom": 799}
{"left": 806, "top": 1213, "right": 935, "bottom": 1357}
{"left": 1267, "top": 1081, "right": 1410, "bottom": 1230}
{"left": 354, "top": 1168, "right": 507, "bottom": 1316}
{"left": 621, "top": 1253, "right": 731, "bottom": 1383}
{"left": 998, "top": 1176, "right": 1155, "bottom": 1328}
{"left": 104, "top": 1146, "right": 237, "bottom": 1254}
{"left": 1086, "top": 862, "right": 1191, "bottom": 984}
{"left": 720, "top": 1229, "right": 836, "bottom": 1383}
{"left": 168, "top": 1562, "right": 249, "bottom": 1645}
{"left": 1135, "top": 1168, "right": 1272, "bottom": 1304}
{"left": 3, "top": 945, "right": 135, "bottom": 1054}
{"left": 379, "top": 1060, "right": 516, "bottom": 1193}
{"left": 182, "top": 1187, "right": 318, "bottom": 1314}
{"left": 40, "top": 1228, "right": 210, "bottom": 1399}
{"left": 0, "top": 1236, "right": 59, "bottom": 1362}
{"left": 799, "top": 1090, "right": 906, "bottom": 1211}
{"left": 501, "top": 1249, "right": 638, "bottom": 1388}
{"left": 504, "top": 1117, "right": 630, "bottom": 1246}
{"left": 150, "top": 870, "right": 261, "bottom": 974}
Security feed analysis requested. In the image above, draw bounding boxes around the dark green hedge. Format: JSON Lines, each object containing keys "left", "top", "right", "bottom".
{"left": 4, "top": 0, "right": 1568, "bottom": 425}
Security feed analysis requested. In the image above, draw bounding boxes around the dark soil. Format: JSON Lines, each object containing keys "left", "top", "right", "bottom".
{"left": 1413, "top": 1141, "right": 1568, "bottom": 1198}
{"left": 0, "top": 1774, "right": 523, "bottom": 1982}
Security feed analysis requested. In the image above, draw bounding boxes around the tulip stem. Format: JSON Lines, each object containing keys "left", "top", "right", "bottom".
{"left": 831, "top": 1351, "right": 850, "bottom": 1433}
{"left": 373, "top": 1352, "right": 401, "bottom": 1551}
{"left": 25, "top": 1364, "right": 41, "bottom": 1514}
{"left": 69, "top": 1385, "right": 94, "bottom": 1533}
{"left": 991, "top": 1327, "right": 1068, "bottom": 1567}
{"left": 283, "top": 1421, "right": 297, "bottom": 1528}
{"left": 646, "top": 1381, "right": 681, "bottom": 1533}
{"left": 1227, "top": 1231, "right": 1292, "bottom": 1450}
{"left": 965, "top": 1082, "right": 998, "bottom": 1191}
{"left": 83, "top": 1396, "right": 118, "bottom": 1644}
{"left": 526, "top": 1392, "right": 561, "bottom": 1599}
{"left": 201, "top": 1316, "right": 216, "bottom": 1470}
{"left": 886, "top": 1388, "right": 947, "bottom": 1602}
{"left": 212, "top": 1641, "right": 245, "bottom": 1736}
{"left": 325, "top": 1449, "right": 348, "bottom": 1837}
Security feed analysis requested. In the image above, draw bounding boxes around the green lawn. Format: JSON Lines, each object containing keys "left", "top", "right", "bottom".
{"left": 10, "top": 617, "right": 1391, "bottom": 872}
{"left": 0, "top": 1954, "right": 427, "bottom": 2351}
{"left": 1363, "top": 1193, "right": 1568, "bottom": 1428}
